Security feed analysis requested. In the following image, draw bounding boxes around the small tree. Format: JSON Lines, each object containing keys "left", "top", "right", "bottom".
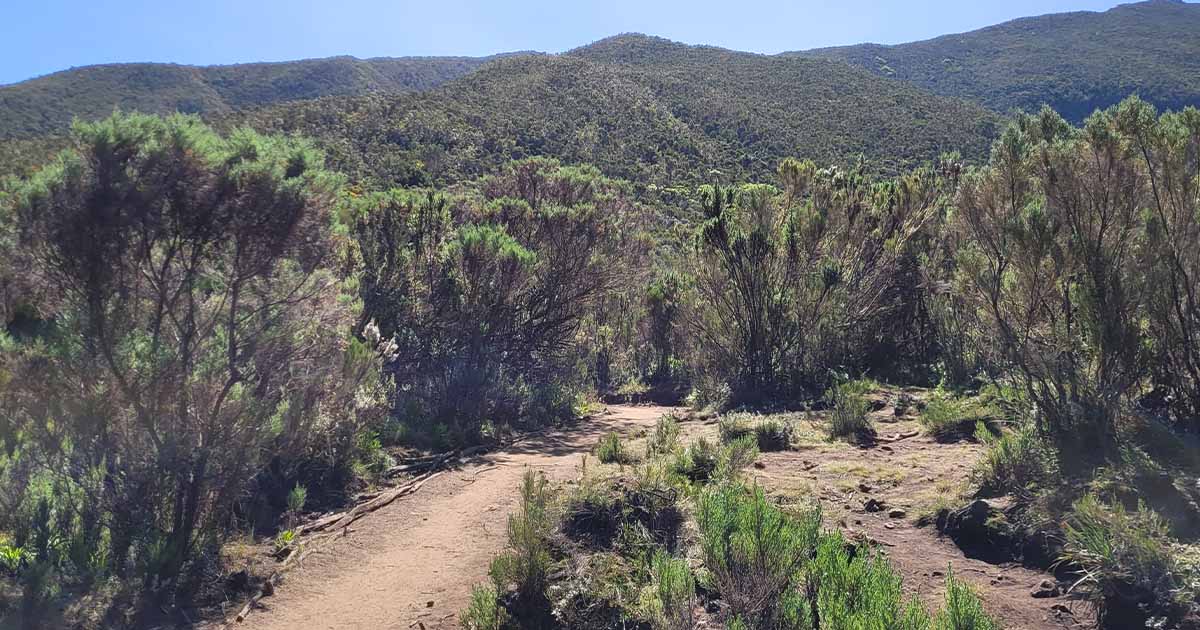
{"left": 954, "top": 105, "right": 1150, "bottom": 463}
{"left": 1, "top": 113, "right": 388, "bottom": 589}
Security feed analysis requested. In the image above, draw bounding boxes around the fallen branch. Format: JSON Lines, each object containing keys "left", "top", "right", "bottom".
{"left": 876, "top": 430, "right": 920, "bottom": 444}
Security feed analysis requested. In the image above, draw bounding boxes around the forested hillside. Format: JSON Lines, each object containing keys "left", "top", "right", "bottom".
{"left": 0, "top": 54, "right": 503, "bottom": 138}
{"left": 238, "top": 38, "right": 1000, "bottom": 188}
{"left": 789, "top": 0, "right": 1200, "bottom": 122}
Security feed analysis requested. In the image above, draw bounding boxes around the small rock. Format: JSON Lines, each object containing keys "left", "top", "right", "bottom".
{"left": 753, "top": 461, "right": 766, "bottom": 469}
{"left": 888, "top": 508, "right": 906, "bottom": 519}
{"left": 426, "top": 600, "right": 435, "bottom": 608}
{"left": 879, "top": 445, "right": 894, "bottom": 453}
{"left": 884, "top": 522, "right": 896, "bottom": 529}
{"left": 1031, "top": 579, "right": 1061, "bottom": 598}
{"left": 858, "top": 482, "right": 873, "bottom": 493}
{"left": 931, "top": 570, "right": 944, "bottom": 577}
{"left": 864, "top": 498, "right": 885, "bottom": 512}
{"left": 262, "top": 580, "right": 275, "bottom": 596}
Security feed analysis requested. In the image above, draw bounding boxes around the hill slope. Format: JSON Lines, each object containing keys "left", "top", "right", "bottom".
{"left": 0, "top": 55, "right": 502, "bottom": 138}
{"left": 239, "top": 37, "right": 1000, "bottom": 188}
{"left": 787, "top": 0, "right": 1200, "bottom": 122}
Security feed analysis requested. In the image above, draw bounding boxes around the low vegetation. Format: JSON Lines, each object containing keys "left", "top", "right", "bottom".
{"left": 468, "top": 412, "right": 1003, "bottom": 629}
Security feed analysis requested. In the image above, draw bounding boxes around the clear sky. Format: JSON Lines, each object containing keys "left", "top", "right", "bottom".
{"left": 0, "top": 0, "right": 1135, "bottom": 85}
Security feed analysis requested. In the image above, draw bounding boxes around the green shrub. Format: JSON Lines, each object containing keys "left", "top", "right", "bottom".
{"left": 287, "top": 484, "right": 308, "bottom": 514}
{"left": 810, "top": 532, "right": 930, "bottom": 629}
{"left": 824, "top": 379, "right": 874, "bottom": 441}
{"left": 672, "top": 437, "right": 721, "bottom": 482}
{"left": 650, "top": 551, "right": 695, "bottom": 630}
{"left": 697, "top": 483, "right": 820, "bottom": 626}
{"left": 719, "top": 436, "right": 760, "bottom": 478}
{"left": 461, "top": 584, "right": 509, "bottom": 630}
{"left": 921, "top": 395, "right": 995, "bottom": 441}
{"left": 718, "top": 414, "right": 754, "bottom": 443}
{"left": 647, "top": 414, "right": 682, "bottom": 456}
{"left": 1059, "top": 494, "right": 1190, "bottom": 626}
{"left": 596, "top": 431, "right": 633, "bottom": 464}
{"left": 720, "top": 413, "right": 793, "bottom": 451}
{"left": 972, "top": 425, "right": 1056, "bottom": 497}
{"left": 753, "top": 417, "right": 793, "bottom": 451}
{"left": 490, "top": 470, "right": 555, "bottom": 602}
{"left": 933, "top": 570, "right": 1000, "bottom": 630}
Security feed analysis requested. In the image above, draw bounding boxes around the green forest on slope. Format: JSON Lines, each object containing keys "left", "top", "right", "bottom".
{"left": 235, "top": 40, "right": 1000, "bottom": 189}
{"left": 789, "top": 0, "right": 1200, "bottom": 122}
{"left": 0, "top": 54, "right": 504, "bottom": 138}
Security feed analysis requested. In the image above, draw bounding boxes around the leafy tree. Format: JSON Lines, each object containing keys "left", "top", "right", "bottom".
{"left": 0, "top": 112, "right": 389, "bottom": 591}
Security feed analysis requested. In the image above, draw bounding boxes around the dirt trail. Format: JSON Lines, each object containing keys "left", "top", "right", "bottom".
{"left": 236, "top": 405, "right": 671, "bottom": 630}
{"left": 232, "top": 402, "right": 1085, "bottom": 630}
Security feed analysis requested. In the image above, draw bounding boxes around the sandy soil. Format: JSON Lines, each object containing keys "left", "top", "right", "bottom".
{"left": 225, "top": 402, "right": 1090, "bottom": 630}
{"left": 233, "top": 405, "right": 672, "bottom": 630}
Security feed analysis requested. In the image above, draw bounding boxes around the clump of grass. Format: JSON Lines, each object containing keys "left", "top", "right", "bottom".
{"left": 824, "top": 378, "right": 874, "bottom": 441}
{"left": 753, "top": 417, "right": 793, "bottom": 451}
{"left": 720, "top": 413, "right": 794, "bottom": 451}
{"left": 460, "top": 584, "right": 509, "bottom": 630}
{"left": 972, "top": 424, "right": 1057, "bottom": 497}
{"left": 595, "top": 431, "right": 633, "bottom": 464}
{"left": 648, "top": 550, "right": 695, "bottom": 630}
{"left": 490, "top": 470, "right": 556, "bottom": 603}
{"left": 932, "top": 569, "right": 1000, "bottom": 630}
{"left": 1059, "top": 494, "right": 1194, "bottom": 627}
{"left": 921, "top": 395, "right": 996, "bottom": 441}
{"left": 647, "top": 414, "right": 681, "bottom": 456}
{"left": 718, "top": 414, "right": 754, "bottom": 443}
{"left": 672, "top": 437, "right": 721, "bottom": 482}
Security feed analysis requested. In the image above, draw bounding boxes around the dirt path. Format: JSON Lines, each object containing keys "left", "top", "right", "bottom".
{"left": 231, "top": 401, "right": 1087, "bottom": 630}
{"left": 236, "top": 405, "right": 672, "bottom": 630}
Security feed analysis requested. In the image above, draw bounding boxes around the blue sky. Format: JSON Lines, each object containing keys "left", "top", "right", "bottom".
{"left": 1, "top": 0, "right": 1133, "bottom": 85}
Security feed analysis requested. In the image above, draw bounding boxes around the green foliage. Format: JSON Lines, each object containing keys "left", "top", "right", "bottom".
{"left": 646, "top": 414, "right": 682, "bottom": 457}
{"left": 920, "top": 395, "right": 995, "bottom": 441}
{"left": 0, "top": 55, "right": 495, "bottom": 139}
{"left": 460, "top": 584, "right": 509, "bottom": 630}
{"left": 696, "top": 483, "right": 820, "bottom": 626}
{"left": 809, "top": 532, "right": 930, "bottom": 629}
{"left": 648, "top": 551, "right": 695, "bottom": 630}
{"left": 287, "top": 484, "right": 309, "bottom": 515}
{"left": 596, "top": 432, "right": 633, "bottom": 465}
{"left": 0, "top": 112, "right": 391, "bottom": 597}
{"left": 490, "top": 470, "right": 556, "bottom": 602}
{"left": 273, "top": 529, "right": 297, "bottom": 554}
{"left": 932, "top": 570, "right": 1001, "bottom": 630}
{"left": 672, "top": 437, "right": 721, "bottom": 482}
{"left": 793, "top": 1, "right": 1200, "bottom": 124}
{"left": 237, "top": 40, "right": 998, "bottom": 190}
{"left": 972, "top": 425, "right": 1057, "bottom": 498}
{"left": 824, "top": 379, "right": 874, "bottom": 441}
{"left": 1060, "top": 495, "right": 1194, "bottom": 626}
{"left": 352, "top": 159, "right": 637, "bottom": 441}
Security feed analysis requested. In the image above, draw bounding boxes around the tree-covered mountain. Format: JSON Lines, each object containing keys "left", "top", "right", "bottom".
{"left": 237, "top": 36, "right": 1000, "bottom": 188}
{"left": 0, "top": 54, "right": 511, "bottom": 138}
{"left": 787, "top": 0, "right": 1200, "bottom": 122}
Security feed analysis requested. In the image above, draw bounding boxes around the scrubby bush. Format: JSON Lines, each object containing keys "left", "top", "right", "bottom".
{"left": 648, "top": 551, "right": 694, "bottom": 630}
{"left": 672, "top": 437, "right": 721, "bottom": 482}
{"left": 921, "top": 395, "right": 996, "bottom": 441}
{"left": 824, "top": 378, "right": 874, "bottom": 441}
{"left": 0, "top": 113, "right": 390, "bottom": 599}
{"left": 686, "top": 160, "right": 952, "bottom": 404}
{"left": 353, "top": 158, "right": 641, "bottom": 443}
{"left": 809, "top": 532, "right": 931, "bottom": 629}
{"left": 932, "top": 570, "right": 1000, "bottom": 630}
{"left": 490, "top": 470, "right": 556, "bottom": 603}
{"left": 972, "top": 425, "right": 1058, "bottom": 498}
{"left": 697, "top": 484, "right": 820, "bottom": 626}
{"left": 720, "top": 413, "right": 794, "bottom": 451}
{"left": 461, "top": 584, "right": 509, "bottom": 630}
{"left": 646, "top": 414, "right": 682, "bottom": 456}
{"left": 596, "top": 432, "right": 633, "bottom": 465}
{"left": 1060, "top": 495, "right": 1196, "bottom": 627}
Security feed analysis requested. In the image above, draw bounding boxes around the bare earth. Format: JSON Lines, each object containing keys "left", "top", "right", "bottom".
{"left": 228, "top": 403, "right": 1089, "bottom": 630}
